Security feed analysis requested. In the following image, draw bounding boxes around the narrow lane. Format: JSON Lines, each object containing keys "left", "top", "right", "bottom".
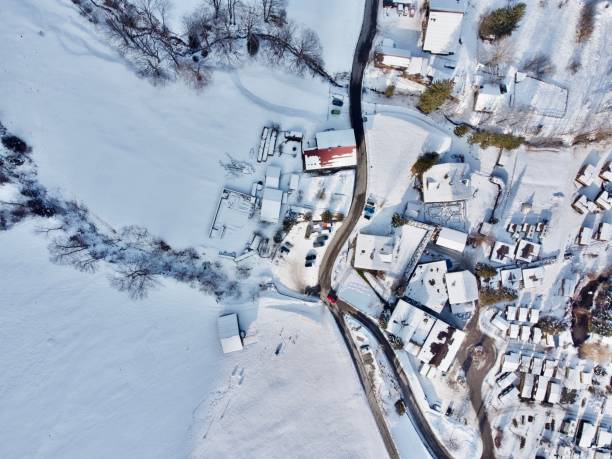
{"left": 317, "top": 1, "right": 453, "bottom": 458}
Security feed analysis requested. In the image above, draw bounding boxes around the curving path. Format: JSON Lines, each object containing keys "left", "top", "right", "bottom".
{"left": 317, "top": 1, "right": 452, "bottom": 458}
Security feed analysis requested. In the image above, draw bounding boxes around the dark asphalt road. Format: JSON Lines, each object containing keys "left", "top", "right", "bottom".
{"left": 317, "top": 1, "right": 453, "bottom": 458}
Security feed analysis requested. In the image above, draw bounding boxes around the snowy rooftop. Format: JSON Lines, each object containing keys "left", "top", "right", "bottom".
{"left": 405, "top": 260, "right": 448, "bottom": 313}
{"left": 303, "top": 146, "right": 357, "bottom": 171}
{"left": 416, "top": 320, "right": 466, "bottom": 373}
{"left": 515, "top": 239, "right": 541, "bottom": 262}
{"left": 513, "top": 74, "right": 568, "bottom": 118}
{"left": 474, "top": 84, "right": 505, "bottom": 113}
{"left": 265, "top": 166, "right": 281, "bottom": 189}
{"left": 422, "top": 7, "right": 465, "bottom": 55}
{"left": 260, "top": 188, "right": 283, "bottom": 223}
{"left": 579, "top": 421, "right": 596, "bottom": 448}
{"left": 522, "top": 266, "right": 545, "bottom": 289}
{"left": 422, "top": 163, "right": 472, "bottom": 203}
{"left": 444, "top": 270, "right": 478, "bottom": 305}
{"left": 491, "top": 241, "right": 516, "bottom": 264}
{"left": 354, "top": 233, "right": 396, "bottom": 271}
{"left": 315, "top": 129, "right": 356, "bottom": 149}
{"left": 217, "top": 314, "right": 243, "bottom": 354}
{"left": 429, "top": 0, "right": 467, "bottom": 13}
{"left": 386, "top": 299, "right": 437, "bottom": 347}
{"left": 436, "top": 227, "right": 467, "bottom": 253}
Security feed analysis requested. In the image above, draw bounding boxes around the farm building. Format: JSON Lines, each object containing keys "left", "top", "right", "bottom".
{"left": 422, "top": 163, "right": 472, "bottom": 203}
{"left": 435, "top": 227, "right": 468, "bottom": 252}
{"left": 303, "top": 129, "right": 357, "bottom": 172}
{"left": 354, "top": 233, "right": 396, "bottom": 271}
{"left": 422, "top": 0, "right": 467, "bottom": 55}
{"left": 217, "top": 313, "right": 243, "bottom": 354}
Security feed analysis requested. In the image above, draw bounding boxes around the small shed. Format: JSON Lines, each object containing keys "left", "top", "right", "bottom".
{"left": 436, "top": 227, "right": 468, "bottom": 252}
{"left": 217, "top": 313, "right": 243, "bottom": 354}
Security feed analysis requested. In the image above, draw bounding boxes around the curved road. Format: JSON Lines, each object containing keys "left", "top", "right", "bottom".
{"left": 317, "top": 1, "right": 452, "bottom": 458}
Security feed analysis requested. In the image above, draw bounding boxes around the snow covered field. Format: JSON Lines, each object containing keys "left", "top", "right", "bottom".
{"left": 0, "top": 221, "right": 386, "bottom": 458}
{"left": 0, "top": 0, "right": 346, "bottom": 250}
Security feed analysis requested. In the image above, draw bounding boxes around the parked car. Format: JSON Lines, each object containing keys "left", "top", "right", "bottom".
{"left": 313, "top": 240, "right": 325, "bottom": 248}
{"left": 330, "top": 109, "right": 341, "bottom": 116}
{"left": 280, "top": 245, "right": 291, "bottom": 254}
{"left": 332, "top": 98, "right": 343, "bottom": 107}
{"left": 305, "top": 253, "right": 317, "bottom": 261}
{"left": 305, "top": 260, "right": 314, "bottom": 268}
{"left": 326, "top": 289, "right": 338, "bottom": 305}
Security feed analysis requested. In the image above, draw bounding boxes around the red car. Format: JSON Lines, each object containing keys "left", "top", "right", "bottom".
{"left": 326, "top": 289, "right": 338, "bottom": 305}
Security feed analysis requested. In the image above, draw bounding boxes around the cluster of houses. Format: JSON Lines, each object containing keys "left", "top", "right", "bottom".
{"left": 386, "top": 299, "right": 466, "bottom": 377}
{"left": 491, "top": 305, "right": 544, "bottom": 344}
{"left": 573, "top": 162, "right": 612, "bottom": 215}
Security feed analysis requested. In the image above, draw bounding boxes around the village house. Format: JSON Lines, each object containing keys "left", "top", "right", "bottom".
{"left": 422, "top": 0, "right": 467, "bottom": 55}
{"left": 303, "top": 129, "right": 357, "bottom": 172}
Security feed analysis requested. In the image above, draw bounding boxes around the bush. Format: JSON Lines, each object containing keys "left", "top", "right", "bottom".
{"left": 479, "top": 3, "right": 527, "bottom": 40}
{"left": 468, "top": 131, "right": 524, "bottom": 150}
{"left": 1, "top": 135, "right": 30, "bottom": 154}
{"left": 454, "top": 124, "right": 469, "bottom": 137}
{"left": 321, "top": 210, "right": 332, "bottom": 223}
{"left": 475, "top": 263, "right": 497, "bottom": 280}
{"left": 479, "top": 287, "right": 517, "bottom": 306}
{"left": 391, "top": 212, "right": 408, "bottom": 227}
{"left": 560, "top": 387, "right": 578, "bottom": 405}
{"left": 411, "top": 152, "right": 439, "bottom": 177}
{"left": 417, "top": 80, "right": 454, "bottom": 113}
{"left": 385, "top": 84, "right": 396, "bottom": 98}
{"left": 576, "top": 1, "right": 596, "bottom": 43}
{"left": 537, "top": 317, "right": 567, "bottom": 335}
{"left": 394, "top": 399, "right": 406, "bottom": 416}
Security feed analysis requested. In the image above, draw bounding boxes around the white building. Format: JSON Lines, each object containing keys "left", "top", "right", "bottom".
{"left": 445, "top": 270, "right": 478, "bottom": 313}
{"left": 490, "top": 241, "right": 516, "bottom": 264}
{"left": 260, "top": 187, "right": 283, "bottom": 223}
{"left": 354, "top": 233, "right": 396, "bottom": 271}
{"left": 547, "top": 382, "right": 561, "bottom": 403}
{"left": 491, "top": 312, "right": 509, "bottom": 333}
{"left": 521, "top": 373, "right": 535, "bottom": 399}
{"left": 595, "top": 190, "right": 612, "bottom": 210}
{"left": 386, "top": 299, "right": 436, "bottom": 347}
{"left": 501, "top": 352, "right": 520, "bottom": 372}
{"left": 217, "top": 313, "right": 243, "bottom": 353}
{"left": 405, "top": 260, "right": 449, "bottom": 313}
{"left": 577, "top": 164, "right": 597, "bottom": 186}
{"left": 303, "top": 129, "right": 357, "bottom": 172}
{"left": 474, "top": 83, "right": 506, "bottom": 113}
{"left": 422, "top": 163, "right": 472, "bottom": 203}
{"left": 578, "top": 226, "right": 593, "bottom": 245}
{"left": 597, "top": 222, "right": 612, "bottom": 241}
{"left": 501, "top": 268, "right": 523, "bottom": 290}
{"left": 506, "top": 305, "right": 518, "bottom": 321}
{"left": 515, "top": 239, "right": 541, "bottom": 262}
{"left": 264, "top": 165, "right": 281, "bottom": 189}
{"left": 522, "top": 266, "right": 545, "bottom": 289}
{"left": 435, "top": 227, "right": 468, "bottom": 252}
{"left": 534, "top": 377, "right": 549, "bottom": 402}
{"left": 422, "top": 0, "right": 467, "bottom": 55}
{"left": 416, "top": 319, "right": 466, "bottom": 373}
{"left": 579, "top": 421, "right": 596, "bottom": 448}
{"left": 377, "top": 44, "right": 412, "bottom": 69}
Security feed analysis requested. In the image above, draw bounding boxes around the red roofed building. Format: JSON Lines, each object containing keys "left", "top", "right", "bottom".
{"left": 303, "top": 129, "right": 357, "bottom": 171}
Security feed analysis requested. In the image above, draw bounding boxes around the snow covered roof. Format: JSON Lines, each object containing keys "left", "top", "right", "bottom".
{"left": 265, "top": 165, "right": 281, "bottom": 189}
{"left": 405, "top": 260, "right": 449, "bottom": 313}
{"left": 579, "top": 226, "right": 592, "bottom": 245}
{"left": 445, "top": 270, "right": 478, "bottom": 305}
{"left": 303, "top": 146, "right": 357, "bottom": 171}
{"left": 386, "top": 299, "right": 437, "bottom": 347}
{"left": 529, "top": 309, "right": 540, "bottom": 324}
{"left": 260, "top": 188, "right": 283, "bottom": 223}
{"left": 515, "top": 239, "right": 541, "bottom": 262}
{"left": 597, "top": 428, "right": 612, "bottom": 448}
{"left": 579, "top": 421, "right": 596, "bottom": 448}
{"left": 522, "top": 266, "right": 545, "bottom": 289}
{"left": 354, "top": 233, "right": 396, "bottom": 271}
{"left": 577, "top": 163, "right": 597, "bottom": 186}
{"left": 491, "top": 241, "right": 516, "bottom": 264}
{"left": 315, "top": 129, "right": 356, "bottom": 150}
{"left": 430, "top": 0, "right": 467, "bottom": 13}
{"left": 436, "top": 227, "right": 467, "bottom": 252}
{"left": 521, "top": 373, "right": 534, "bottom": 398}
{"left": 416, "top": 320, "right": 465, "bottom": 373}
{"left": 520, "top": 325, "right": 531, "bottom": 342}
{"left": 422, "top": 7, "right": 465, "bottom": 55}
{"left": 378, "top": 46, "right": 412, "bottom": 69}
{"left": 501, "top": 268, "right": 522, "bottom": 290}
{"left": 506, "top": 305, "right": 517, "bottom": 321}
{"left": 509, "top": 324, "right": 519, "bottom": 339}
{"left": 513, "top": 75, "right": 568, "bottom": 118}
{"left": 474, "top": 84, "right": 505, "bottom": 113}
{"left": 532, "top": 327, "right": 542, "bottom": 344}
{"left": 501, "top": 352, "right": 520, "bottom": 372}
{"left": 491, "top": 313, "right": 509, "bottom": 332}
{"left": 422, "top": 163, "right": 472, "bottom": 203}
{"left": 597, "top": 222, "right": 612, "bottom": 241}
{"left": 596, "top": 190, "right": 612, "bottom": 210}
{"left": 534, "top": 378, "right": 548, "bottom": 401}
{"left": 518, "top": 307, "right": 529, "bottom": 323}
{"left": 217, "top": 313, "right": 243, "bottom": 354}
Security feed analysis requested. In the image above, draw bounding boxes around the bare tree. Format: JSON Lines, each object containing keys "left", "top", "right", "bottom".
{"left": 111, "top": 259, "right": 158, "bottom": 299}
{"left": 49, "top": 233, "right": 104, "bottom": 272}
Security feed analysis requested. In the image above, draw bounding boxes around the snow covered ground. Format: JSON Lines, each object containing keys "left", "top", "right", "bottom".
{"left": 0, "top": 221, "right": 386, "bottom": 458}
{"left": 0, "top": 0, "right": 348, "bottom": 250}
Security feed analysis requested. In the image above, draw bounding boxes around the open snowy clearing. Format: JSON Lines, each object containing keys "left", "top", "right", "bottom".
{"left": 0, "top": 0, "right": 347, "bottom": 250}
{"left": 0, "top": 221, "right": 386, "bottom": 459}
